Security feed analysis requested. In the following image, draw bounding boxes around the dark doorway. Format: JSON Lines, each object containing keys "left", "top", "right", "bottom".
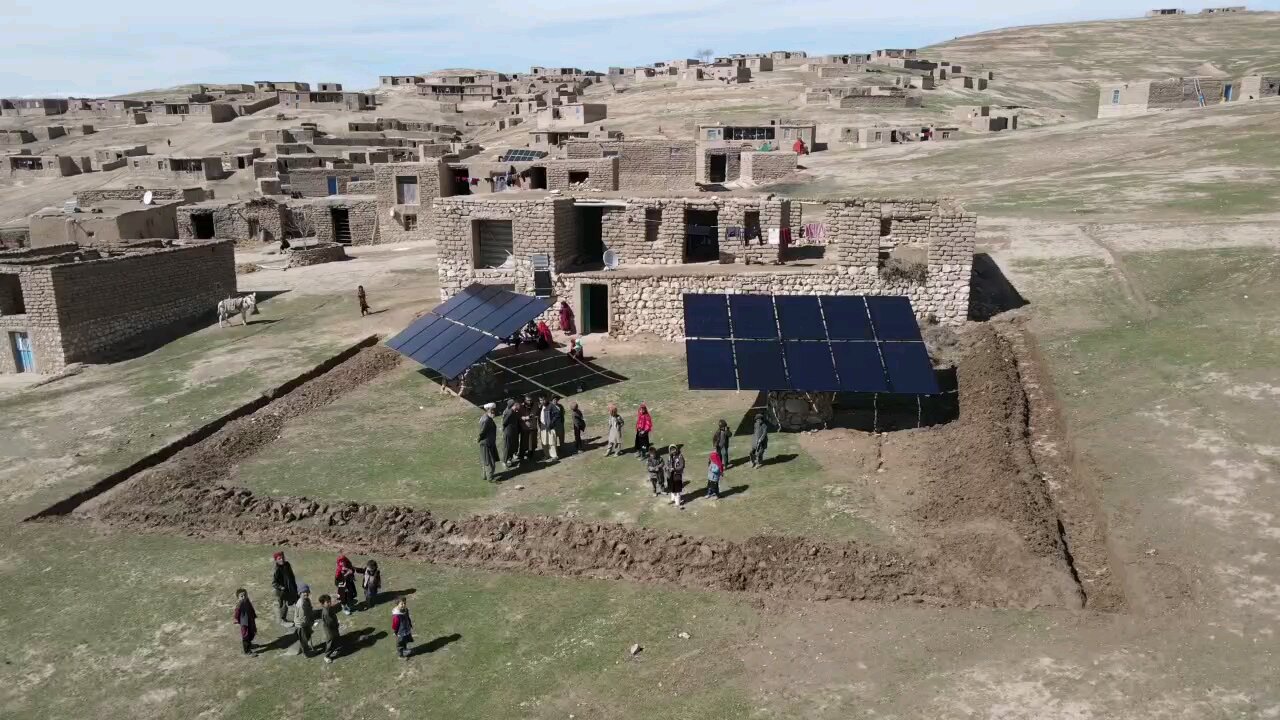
{"left": 581, "top": 283, "right": 609, "bottom": 334}
{"left": 528, "top": 167, "right": 547, "bottom": 190}
{"left": 331, "top": 208, "right": 351, "bottom": 244}
{"left": 575, "top": 206, "right": 604, "bottom": 266}
{"left": 452, "top": 168, "right": 471, "bottom": 195}
{"left": 246, "top": 218, "right": 260, "bottom": 242}
{"left": 685, "top": 209, "right": 720, "bottom": 263}
{"left": 192, "top": 213, "right": 215, "bottom": 239}
{"left": 709, "top": 154, "right": 727, "bottom": 183}
{"left": 890, "top": 130, "right": 899, "bottom": 143}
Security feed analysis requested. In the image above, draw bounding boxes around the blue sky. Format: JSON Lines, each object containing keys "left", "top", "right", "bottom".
{"left": 1, "top": 0, "right": 1276, "bottom": 97}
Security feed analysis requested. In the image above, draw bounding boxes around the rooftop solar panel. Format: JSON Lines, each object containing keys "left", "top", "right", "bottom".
{"left": 866, "top": 295, "right": 923, "bottom": 342}
{"left": 734, "top": 340, "right": 787, "bottom": 389}
{"left": 686, "top": 340, "right": 738, "bottom": 389}
{"left": 729, "top": 295, "right": 778, "bottom": 339}
{"left": 775, "top": 296, "right": 827, "bottom": 340}
{"left": 881, "top": 342, "right": 939, "bottom": 394}
{"left": 683, "top": 294, "right": 731, "bottom": 338}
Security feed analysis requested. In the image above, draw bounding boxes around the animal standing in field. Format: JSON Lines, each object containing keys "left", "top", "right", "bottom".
{"left": 217, "top": 293, "right": 258, "bottom": 327}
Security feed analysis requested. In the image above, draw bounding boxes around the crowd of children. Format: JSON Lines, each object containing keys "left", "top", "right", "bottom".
{"left": 238, "top": 551, "right": 414, "bottom": 662}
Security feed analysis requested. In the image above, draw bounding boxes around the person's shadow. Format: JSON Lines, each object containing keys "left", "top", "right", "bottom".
{"left": 334, "top": 628, "right": 388, "bottom": 659}
{"left": 409, "top": 633, "right": 462, "bottom": 657}
{"left": 257, "top": 631, "right": 299, "bottom": 653}
{"left": 685, "top": 484, "right": 749, "bottom": 504}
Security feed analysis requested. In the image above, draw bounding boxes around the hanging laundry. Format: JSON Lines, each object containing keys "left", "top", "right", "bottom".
{"left": 780, "top": 228, "right": 792, "bottom": 248}
{"left": 726, "top": 226, "right": 742, "bottom": 241}
{"left": 767, "top": 228, "right": 781, "bottom": 246}
{"left": 803, "top": 223, "right": 826, "bottom": 241}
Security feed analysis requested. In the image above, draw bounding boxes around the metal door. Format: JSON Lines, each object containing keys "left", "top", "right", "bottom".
{"left": 326, "top": 176, "right": 339, "bottom": 195}
{"left": 10, "top": 332, "right": 34, "bottom": 373}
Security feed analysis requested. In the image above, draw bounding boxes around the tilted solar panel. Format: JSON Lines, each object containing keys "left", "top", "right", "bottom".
{"left": 683, "top": 294, "right": 732, "bottom": 338}
{"left": 729, "top": 295, "right": 779, "bottom": 339}
{"left": 686, "top": 340, "right": 738, "bottom": 389}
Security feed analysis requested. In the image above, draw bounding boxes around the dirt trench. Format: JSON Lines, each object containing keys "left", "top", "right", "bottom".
{"left": 37, "top": 323, "right": 1116, "bottom": 610}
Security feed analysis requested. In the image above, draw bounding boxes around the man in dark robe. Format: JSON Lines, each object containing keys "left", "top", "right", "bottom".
{"left": 479, "top": 402, "right": 500, "bottom": 482}
{"left": 501, "top": 399, "right": 522, "bottom": 468}
{"left": 750, "top": 411, "right": 772, "bottom": 468}
{"left": 271, "top": 552, "right": 299, "bottom": 625}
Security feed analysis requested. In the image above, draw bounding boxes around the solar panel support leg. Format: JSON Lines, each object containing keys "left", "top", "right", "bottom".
{"left": 873, "top": 393, "right": 879, "bottom": 433}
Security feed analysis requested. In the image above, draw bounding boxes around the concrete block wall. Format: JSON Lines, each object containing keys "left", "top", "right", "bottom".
{"left": 741, "top": 152, "right": 798, "bottom": 183}
{"left": 373, "top": 160, "right": 451, "bottom": 244}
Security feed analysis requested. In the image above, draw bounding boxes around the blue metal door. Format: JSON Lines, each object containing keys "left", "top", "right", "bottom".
{"left": 326, "top": 176, "right": 339, "bottom": 195}
{"left": 10, "top": 332, "right": 34, "bottom": 373}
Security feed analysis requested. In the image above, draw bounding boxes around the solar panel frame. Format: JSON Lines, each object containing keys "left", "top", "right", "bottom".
{"left": 386, "top": 313, "right": 441, "bottom": 351}
{"left": 481, "top": 295, "right": 540, "bottom": 336}
{"left": 881, "top": 342, "right": 939, "bottom": 394}
{"left": 436, "top": 332, "right": 502, "bottom": 379}
{"left": 685, "top": 340, "right": 738, "bottom": 389}
{"left": 729, "top": 295, "right": 779, "bottom": 339}
{"left": 683, "top": 294, "right": 731, "bottom": 338}
{"left": 395, "top": 315, "right": 450, "bottom": 358}
{"left": 783, "top": 341, "right": 838, "bottom": 390}
{"left": 432, "top": 283, "right": 483, "bottom": 318}
{"left": 775, "top": 295, "right": 828, "bottom": 340}
{"left": 734, "top": 340, "right": 787, "bottom": 389}
{"left": 831, "top": 342, "right": 890, "bottom": 392}
{"left": 442, "top": 284, "right": 506, "bottom": 322}
{"left": 866, "top": 295, "right": 923, "bottom": 342}
{"left": 409, "top": 322, "right": 473, "bottom": 367}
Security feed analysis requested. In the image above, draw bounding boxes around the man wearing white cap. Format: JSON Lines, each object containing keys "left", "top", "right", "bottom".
{"left": 479, "top": 403, "right": 500, "bottom": 482}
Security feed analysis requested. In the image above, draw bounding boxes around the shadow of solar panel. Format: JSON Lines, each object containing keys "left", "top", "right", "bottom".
{"left": 820, "top": 296, "right": 874, "bottom": 340}
{"left": 482, "top": 295, "right": 539, "bottom": 336}
{"left": 683, "top": 294, "right": 731, "bottom": 338}
{"left": 881, "top": 342, "right": 939, "bottom": 394}
{"left": 783, "top": 341, "right": 838, "bottom": 390}
{"left": 734, "top": 340, "right": 787, "bottom": 389}
{"left": 866, "top": 296, "right": 923, "bottom": 341}
{"left": 776, "top": 296, "right": 827, "bottom": 340}
{"left": 729, "top": 295, "right": 778, "bottom": 338}
{"left": 387, "top": 313, "right": 443, "bottom": 351}
{"left": 831, "top": 342, "right": 889, "bottom": 392}
{"left": 436, "top": 331, "right": 500, "bottom": 379}
{"left": 686, "top": 340, "right": 737, "bottom": 389}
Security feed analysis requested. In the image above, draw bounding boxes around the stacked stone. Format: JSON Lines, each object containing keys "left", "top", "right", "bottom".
{"left": 287, "top": 243, "right": 347, "bottom": 267}
{"left": 544, "top": 158, "right": 618, "bottom": 191}
{"left": 0, "top": 268, "right": 60, "bottom": 373}
{"left": 564, "top": 140, "right": 698, "bottom": 191}
{"left": 741, "top": 152, "right": 798, "bottom": 183}
{"left": 433, "top": 197, "right": 570, "bottom": 300}
{"left": 374, "top": 161, "right": 448, "bottom": 245}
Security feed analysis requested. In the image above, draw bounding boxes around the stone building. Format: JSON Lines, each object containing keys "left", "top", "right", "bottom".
{"left": 177, "top": 199, "right": 287, "bottom": 244}
{"left": 1200, "top": 5, "right": 1246, "bottom": 12}
{"left": 6, "top": 154, "right": 88, "bottom": 177}
{"left": 373, "top": 160, "right": 452, "bottom": 244}
{"left": 283, "top": 167, "right": 373, "bottom": 197}
{"left": 565, "top": 139, "right": 699, "bottom": 191}
{"left": 188, "top": 102, "right": 238, "bottom": 123}
{"left": 127, "top": 155, "right": 224, "bottom": 181}
{"left": 697, "top": 121, "right": 817, "bottom": 150}
{"left": 740, "top": 152, "right": 798, "bottom": 183}
{"left": 535, "top": 103, "right": 607, "bottom": 129}
{"left": 0, "top": 240, "right": 236, "bottom": 373}
{"left": 1145, "top": 8, "right": 1185, "bottom": 15}
{"left": 293, "top": 196, "right": 379, "bottom": 245}
{"left": 93, "top": 145, "right": 150, "bottom": 169}
{"left": 0, "top": 130, "right": 35, "bottom": 145}
{"left": 277, "top": 91, "right": 375, "bottom": 111}
{"left": 0, "top": 98, "right": 69, "bottom": 116}
{"left": 427, "top": 193, "right": 974, "bottom": 338}
{"left": 255, "top": 81, "right": 310, "bottom": 93}
{"left": 380, "top": 75, "right": 425, "bottom": 86}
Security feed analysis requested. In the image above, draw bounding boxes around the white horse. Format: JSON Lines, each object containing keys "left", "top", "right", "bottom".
{"left": 217, "top": 293, "right": 258, "bottom": 327}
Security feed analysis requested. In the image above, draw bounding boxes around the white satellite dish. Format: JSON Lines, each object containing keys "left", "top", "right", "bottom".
{"left": 602, "top": 248, "right": 619, "bottom": 270}
{"left": 141, "top": 191, "right": 154, "bottom": 205}
{"left": 388, "top": 207, "right": 396, "bottom": 218}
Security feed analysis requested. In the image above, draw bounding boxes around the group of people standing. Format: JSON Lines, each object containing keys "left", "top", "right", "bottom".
{"left": 234, "top": 551, "right": 416, "bottom": 662}
{"left": 478, "top": 395, "right": 588, "bottom": 482}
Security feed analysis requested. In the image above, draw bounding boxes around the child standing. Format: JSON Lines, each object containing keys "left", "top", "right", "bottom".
{"left": 357, "top": 285, "right": 370, "bottom": 316}
{"left": 362, "top": 559, "right": 382, "bottom": 609}
{"left": 605, "top": 404, "right": 624, "bottom": 457}
{"left": 707, "top": 451, "right": 724, "bottom": 500}
{"left": 664, "top": 444, "right": 686, "bottom": 507}
{"left": 645, "top": 446, "right": 665, "bottom": 497}
{"left": 391, "top": 598, "right": 414, "bottom": 660}
{"left": 318, "top": 594, "right": 342, "bottom": 663}
{"left": 293, "top": 585, "right": 315, "bottom": 657}
{"left": 334, "top": 555, "right": 361, "bottom": 615}
{"left": 635, "top": 404, "right": 653, "bottom": 459}
{"left": 233, "top": 588, "right": 257, "bottom": 657}
{"left": 571, "top": 403, "right": 586, "bottom": 452}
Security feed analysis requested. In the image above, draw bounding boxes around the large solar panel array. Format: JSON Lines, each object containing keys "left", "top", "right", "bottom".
{"left": 683, "top": 293, "right": 939, "bottom": 394}
{"left": 387, "top": 284, "right": 551, "bottom": 379}
{"left": 499, "top": 149, "right": 548, "bottom": 163}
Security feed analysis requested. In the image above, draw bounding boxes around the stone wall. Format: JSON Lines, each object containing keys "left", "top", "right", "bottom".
{"left": 564, "top": 140, "right": 697, "bottom": 191}
{"left": 374, "top": 160, "right": 451, "bottom": 244}
{"left": 286, "top": 242, "right": 348, "bottom": 267}
{"left": 545, "top": 157, "right": 618, "bottom": 191}
{"left": 286, "top": 168, "right": 372, "bottom": 198}
{"left": 74, "top": 188, "right": 206, "bottom": 205}
{"left": 299, "top": 197, "right": 379, "bottom": 245}
{"left": 696, "top": 146, "right": 743, "bottom": 183}
{"left": 0, "top": 266, "right": 60, "bottom": 373}
{"left": 741, "top": 152, "right": 798, "bottom": 183}
{"left": 830, "top": 94, "right": 922, "bottom": 108}
{"left": 177, "top": 201, "right": 287, "bottom": 244}
{"left": 591, "top": 196, "right": 786, "bottom": 266}
{"left": 431, "top": 197, "right": 571, "bottom": 299}
{"left": 346, "top": 180, "right": 377, "bottom": 194}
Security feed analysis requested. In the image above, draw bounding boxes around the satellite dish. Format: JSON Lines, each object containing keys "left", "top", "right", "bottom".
{"left": 141, "top": 191, "right": 154, "bottom": 205}
{"left": 602, "top": 248, "right": 619, "bottom": 270}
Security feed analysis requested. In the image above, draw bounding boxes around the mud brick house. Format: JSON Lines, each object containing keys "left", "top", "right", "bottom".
{"left": 294, "top": 196, "right": 379, "bottom": 245}
{"left": 1098, "top": 74, "right": 1278, "bottom": 116}
{"left": 0, "top": 98, "right": 69, "bottom": 116}
{"left": 1146, "top": 7, "right": 1186, "bottom": 15}
{"left": 29, "top": 200, "right": 180, "bottom": 248}
{"left": 277, "top": 91, "right": 375, "bottom": 111}
{"left": 0, "top": 240, "right": 235, "bottom": 373}
{"left": 7, "top": 154, "right": 89, "bottom": 177}
{"left": 427, "top": 193, "right": 975, "bottom": 338}
{"left": 564, "top": 139, "right": 699, "bottom": 191}
{"left": 0, "top": 129, "right": 35, "bottom": 145}
{"left": 127, "top": 155, "right": 224, "bottom": 181}
{"left": 535, "top": 103, "right": 607, "bottom": 129}
{"left": 380, "top": 75, "right": 425, "bottom": 86}
{"left": 284, "top": 167, "right": 373, "bottom": 197}
{"left": 255, "top": 81, "right": 310, "bottom": 93}
{"left": 697, "top": 121, "right": 817, "bottom": 151}
{"left": 93, "top": 145, "right": 149, "bottom": 171}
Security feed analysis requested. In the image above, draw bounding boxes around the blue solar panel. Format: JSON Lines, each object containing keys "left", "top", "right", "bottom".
{"left": 784, "top": 341, "right": 838, "bottom": 390}
{"left": 683, "top": 294, "right": 731, "bottom": 338}
{"left": 483, "top": 295, "right": 541, "bottom": 337}
{"left": 411, "top": 322, "right": 473, "bottom": 366}
{"left": 831, "top": 342, "right": 889, "bottom": 392}
{"left": 866, "top": 296, "right": 923, "bottom": 341}
{"left": 456, "top": 290, "right": 516, "bottom": 327}
{"left": 387, "top": 313, "right": 441, "bottom": 351}
{"left": 686, "top": 340, "right": 738, "bottom": 389}
{"left": 444, "top": 284, "right": 505, "bottom": 322}
{"left": 432, "top": 284, "right": 481, "bottom": 318}
{"left": 436, "top": 331, "right": 501, "bottom": 379}
{"left": 775, "top": 296, "right": 827, "bottom": 340}
{"left": 396, "top": 315, "right": 449, "bottom": 358}
{"left": 734, "top": 341, "right": 787, "bottom": 389}
{"left": 821, "top": 296, "right": 874, "bottom": 340}
{"left": 881, "top": 342, "right": 939, "bottom": 394}
{"left": 729, "top": 295, "right": 778, "bottom": 339}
